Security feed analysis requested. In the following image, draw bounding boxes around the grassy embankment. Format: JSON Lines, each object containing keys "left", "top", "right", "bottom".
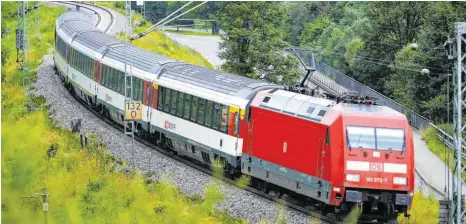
{"left": 1, "top": 2, "right": 242, "bottom": 223}
{"left": 95, "top": 1, "right": 213, "bottom": 68}
{"left": 422, "top": 123, "right": 466, "bottom": 181}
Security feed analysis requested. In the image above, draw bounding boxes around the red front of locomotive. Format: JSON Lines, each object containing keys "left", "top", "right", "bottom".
{"left": 326, "top": 104, "right": 414, "bottom": 220}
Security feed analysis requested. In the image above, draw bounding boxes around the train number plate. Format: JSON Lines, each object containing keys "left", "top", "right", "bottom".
{"left": 370, "top": 162, "right": 383, "bottom": 171}
{"left": 125, "top": 100, "right": 142, "bottom": 121}
{"left": 366, "top": 177, "right": 388, "bottom": 183}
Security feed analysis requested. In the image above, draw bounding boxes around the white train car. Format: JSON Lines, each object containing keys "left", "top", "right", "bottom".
{"left": 54, "top": 12, "right": 279, "bottom": 172}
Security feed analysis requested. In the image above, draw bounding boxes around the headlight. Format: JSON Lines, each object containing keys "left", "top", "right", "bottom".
{"left": 393, "top": 177, "right": 407, "bottom": 185}
{"left": 346, "top": 174, "right": 360, "bottom": 182}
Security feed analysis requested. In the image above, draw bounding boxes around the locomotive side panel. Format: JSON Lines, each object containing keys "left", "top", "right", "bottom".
{"left": 250, "top": 107, "right": 327, "bottom": 176}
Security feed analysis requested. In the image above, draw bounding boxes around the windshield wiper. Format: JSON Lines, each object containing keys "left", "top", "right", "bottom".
{"left": 346, "top": 129, "right": 352, "bottom": 150}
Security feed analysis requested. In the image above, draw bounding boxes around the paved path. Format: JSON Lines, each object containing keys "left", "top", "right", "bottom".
{"left": 413, "top": 129, "right": 466, "bottom": 198}
{"left": 163, "top": 32, "right": 225, "bottom": 68}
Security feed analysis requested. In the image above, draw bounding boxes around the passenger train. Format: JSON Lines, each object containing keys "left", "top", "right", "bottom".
{"left": 54, "top": 12, "right": 414, "bottom": 223}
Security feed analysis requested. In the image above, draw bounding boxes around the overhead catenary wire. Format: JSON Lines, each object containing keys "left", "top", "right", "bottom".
{"left": 297, "top": 45, "right": 447, "bottom": 72}
{"left": 294, "top": 46, "right": 447, "bottom": 75}
{"left": 131, "top": 1, "right": 207, "bottom": 41}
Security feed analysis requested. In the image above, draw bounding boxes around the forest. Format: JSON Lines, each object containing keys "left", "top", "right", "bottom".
{"left": 140, "top": 1, "right": 466, "bottom": 124}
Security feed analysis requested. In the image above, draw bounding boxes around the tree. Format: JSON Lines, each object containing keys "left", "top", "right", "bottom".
{"left": 216, "top": 2, "right": 300, "bottom": 85}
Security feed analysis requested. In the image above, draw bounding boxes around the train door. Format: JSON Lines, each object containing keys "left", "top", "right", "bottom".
{"left": 316, "top": 135, "right": 325, "bottom": 180}
{"left": 142, "top": 80, "right": 157, "bottom": 133}
{"left": 93, "top": 60, "right": 102, "bottom": 97}
{"left": 246, "top": 108, "right": 254, "bottom": 155}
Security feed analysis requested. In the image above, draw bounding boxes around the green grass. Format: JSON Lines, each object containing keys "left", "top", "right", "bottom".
{"left": 422, "top": 125, "right": 466, "bottom": 181}
{"left": 1, "top": 2, "right": 241, "bottom": 223}
{"left": 397, "top": 191, "right": 439, "bottom": 224}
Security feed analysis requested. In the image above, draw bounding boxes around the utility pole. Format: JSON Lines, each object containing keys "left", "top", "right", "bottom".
{"left": 34, "top": 5, "right": 40, "bottom": 40}
{"left": 446, "top": 22, "right": 466, "bottom": 224}
{"left": 124, "top": 0, "right": 136, "bottom": 172}
{"left": 137, "top": 1, "right": 145, "bottom": 19}
{"left": 16, "top": 1, "right": 30, "bottom": 88}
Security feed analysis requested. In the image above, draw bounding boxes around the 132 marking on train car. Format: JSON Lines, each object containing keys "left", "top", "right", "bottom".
{"left": 125, "top": 100, "right": 142, "bottom": 120}
{"left": 370, "top": 162, "right": 383, "bottom": 171}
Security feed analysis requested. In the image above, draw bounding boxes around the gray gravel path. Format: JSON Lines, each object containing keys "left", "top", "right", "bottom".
{"left": 34, "top": 54, "right": 322, "bottom": 224}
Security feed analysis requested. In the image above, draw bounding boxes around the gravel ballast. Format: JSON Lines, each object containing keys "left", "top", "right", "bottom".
{"left": 33, "top": 54, "right": 322, "bottom": 224}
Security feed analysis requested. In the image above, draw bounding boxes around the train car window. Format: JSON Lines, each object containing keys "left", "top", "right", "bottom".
{"left": 164, "top": 88, "right": 171, "bottom": 112}
{"left": 117, "top": 72, "right": 123, "bottom": 95}
{"left": 190, "top": 96, "right": 198, "bottom": 121}
{"left": 177, "top": 92, "right": 184, "bottom": 116}
{"left": 157, "top": 86, "right": 164, "bottom": 110}
{"left": 101, "top": 66, "right": 106, "bottom": 86}
{"left": 220, "top": 106, "right": 228, "bottom": 133}
{"left": 170, "top": 90, "right": 178, "bottom": 114}
{"left": 296, "top": 102, "right": 316, "bottom": 119}
{"left": 318, "top": 110, "right": 327, "bottom": 117}
{"left": 183, "top": 94, "right": 191, "bottom": 119}
{"left": 212, "top": 103, "right": 220, "bottom": 130}
{"left": 138, "top": 79, "right": 143, "bottom": 101}
{"left": 197, "top": 99, "right": 206, "bottom": 124}
{"left": 109, "top": 68, "right": 115, "bottom": 90}
{"left": 205, "top": 101, "right": 213, "bottom": 127}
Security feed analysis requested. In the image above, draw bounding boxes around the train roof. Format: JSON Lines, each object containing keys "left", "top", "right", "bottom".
{"left": 255, "top": 89, "right": 335, "bottom": 123}
{"left": 56, "top": 12, "right": 280, "bottom": 99}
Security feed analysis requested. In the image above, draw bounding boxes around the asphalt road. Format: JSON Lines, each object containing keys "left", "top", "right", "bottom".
{"left": 163, "top": 32, "right": 225, "bottom": 68}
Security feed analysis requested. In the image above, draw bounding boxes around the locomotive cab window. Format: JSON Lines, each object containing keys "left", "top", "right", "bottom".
{"left": 346, "top": 126, "right": 376, "bottom": 149}
{"left": 346, "top": 126, "right": 405, "bottom": 151}
{"left": 376, "top": 128, "right": 405, "bottom": 151}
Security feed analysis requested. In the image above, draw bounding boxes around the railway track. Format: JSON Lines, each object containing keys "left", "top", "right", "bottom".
{"left": 52, "top": 1, "right": 114, "bottom": 34}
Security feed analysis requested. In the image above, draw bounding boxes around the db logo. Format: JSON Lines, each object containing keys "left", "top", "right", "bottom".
{"left": 164, "top": 120, "right": 169, "bottom": 129}
{"left": 370, "top": 163, "right": 383, "bottom": 171}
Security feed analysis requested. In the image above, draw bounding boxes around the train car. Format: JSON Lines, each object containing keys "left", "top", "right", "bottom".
{"left": 241, "top": 89, "right": 414, "bottom": 222}
{"left": 54, "top": 11, "right": 414, "bottom": 223}
{"left": 54, "top": 11, "right": 279, "bottom": 174}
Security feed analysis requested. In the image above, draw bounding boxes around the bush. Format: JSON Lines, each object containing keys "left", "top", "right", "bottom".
{"left": 397, "top": 191, "right": 439, "bottom": 224}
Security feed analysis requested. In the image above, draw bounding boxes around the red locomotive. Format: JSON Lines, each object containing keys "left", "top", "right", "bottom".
{"left": 240, "top": 89, "right": 414, "bottom": 223}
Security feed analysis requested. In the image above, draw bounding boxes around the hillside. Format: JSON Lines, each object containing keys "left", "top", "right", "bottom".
{"left": 0, "top": 2, "right": 235, "bottom": 223}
